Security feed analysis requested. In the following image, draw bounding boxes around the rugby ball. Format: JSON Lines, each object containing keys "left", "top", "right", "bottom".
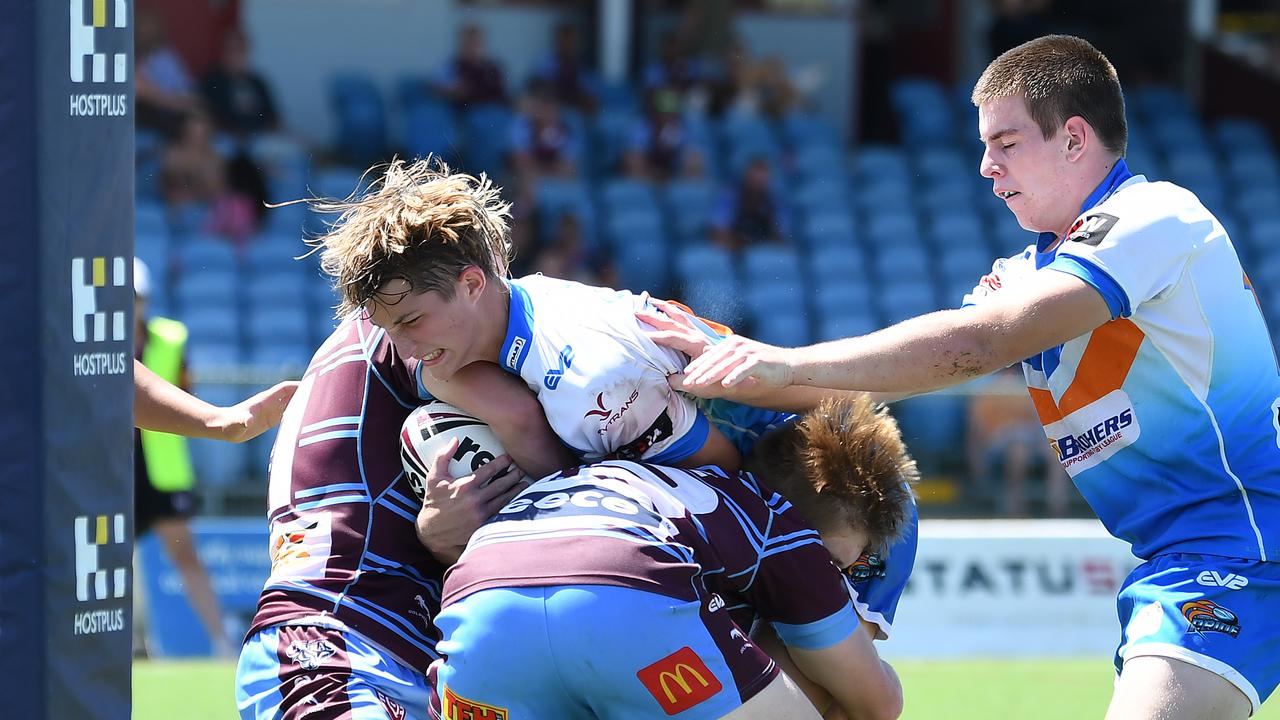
{"left": 400, "top": 402, "right": 508, "bottom": 501}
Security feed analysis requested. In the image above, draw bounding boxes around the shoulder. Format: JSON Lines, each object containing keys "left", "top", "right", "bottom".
{"left": 1067, "top": 178, "right": 1209, "bottom": 249}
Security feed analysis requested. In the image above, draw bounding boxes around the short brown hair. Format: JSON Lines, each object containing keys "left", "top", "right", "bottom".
{"left": 747, "top": 395, "right": 917, "bottom": 552}
{"left": 308, "top": 157, "right": 512, "bottom": 317}
{"left": 972, "top": 35, "right": 1127, "bottom": 156}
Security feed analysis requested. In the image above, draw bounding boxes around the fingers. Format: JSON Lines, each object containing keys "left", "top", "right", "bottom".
{"left": 262, "top": 380, "right": 300, "bottom": 409}
{"left": 428, "top": 437, "right": 462, "bottom": 479}
{"left": 682, "top": 342, "right": 741, "bottom": 387}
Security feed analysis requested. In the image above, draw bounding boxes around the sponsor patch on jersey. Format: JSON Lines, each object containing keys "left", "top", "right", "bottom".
{"left": 843, "top": 552, "right": 887, "bottom": 584}
{"left": 613, "top": 411, "right": 675, "bottom": 461}
{"left": 1042, "top": 390, "right": 1140, "bottom": 476}
{"left": 1181, "top": 599, "right": 1241, "bottom": 637}
{"left": 268, "top": 512, "right": 333, "bottom": 580}
{"left": 285, "top": 637, "right": 338, "bottom": 671}
{"left": 1067, "top": 213, "right": 1120, "bottom": 246}
{"left": 636, "top": 646, "right": 723, "bottom": 715}
{"left": 441, "top": 684, "right": 508, "bottom": 720}
{"left": 504, "top": 336, "right": 526, "bottom": 371}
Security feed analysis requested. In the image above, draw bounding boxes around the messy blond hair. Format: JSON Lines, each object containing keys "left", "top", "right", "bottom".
{"left": 972, "top": 35, "right": 1127, "bottom": 156}
{"left": 309, "top": 157, "right": 513, "bottom": 317}
{"left": 747, "top": 395, "right": 917, "bottom": 551}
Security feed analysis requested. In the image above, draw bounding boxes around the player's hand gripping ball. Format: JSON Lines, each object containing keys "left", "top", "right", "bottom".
{"left": 400, "top": 401, "right": 508, "bottom": 501}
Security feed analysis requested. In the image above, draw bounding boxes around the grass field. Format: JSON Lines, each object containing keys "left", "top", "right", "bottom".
{"left": 135, "top": 658, "right": 1280, "bottom": 719}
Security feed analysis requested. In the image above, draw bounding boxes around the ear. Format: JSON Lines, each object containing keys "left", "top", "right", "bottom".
{"left": 458, "top": 265, "right": 487, "bottom": 300}
{"left": 1063, "top": 116, "right": 1090, "bottom": 161}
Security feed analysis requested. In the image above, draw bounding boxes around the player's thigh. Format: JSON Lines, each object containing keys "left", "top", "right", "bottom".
{"left": 236, "top": 625, "right": 428, "bottom": 720}
{"left": 718, "top": 672, "right": 822, "bottom": 720}
{"left": 1106, "top": 655, "right": 1250, "bottom": 720}
{"left": 1113, "top": 554, "right": 1280, "bottom": 717}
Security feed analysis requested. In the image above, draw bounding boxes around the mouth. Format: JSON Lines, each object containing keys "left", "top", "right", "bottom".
{"left": 996, "top": 190, "right": 1021, "bottom": 201}
{"left": 420, "top": 348, "right": 444, "bottom": 364}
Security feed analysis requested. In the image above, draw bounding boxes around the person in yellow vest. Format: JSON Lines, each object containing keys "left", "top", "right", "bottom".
{"left": 133, "top": 258, "right": 235, "bottom": 658}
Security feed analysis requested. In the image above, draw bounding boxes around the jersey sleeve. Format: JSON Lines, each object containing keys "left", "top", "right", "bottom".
{"left": 1047, "top": 206, "right": 1198, "bottom": 319}
{"left": 961, "top": 246, "right": 1037, "bottom": 309}
{"left": 693, "top": 469, "right": 861, "bottom": 651}
{"left": 844, "top": 499, "right": 918, "bottom": 640}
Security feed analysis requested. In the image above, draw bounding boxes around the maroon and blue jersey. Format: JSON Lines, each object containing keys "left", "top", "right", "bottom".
{"left": 247, "top": 316, "right": 443, "bottom": 671}
{"left": 443, "top": 460, "right": 860, "bottom": 649}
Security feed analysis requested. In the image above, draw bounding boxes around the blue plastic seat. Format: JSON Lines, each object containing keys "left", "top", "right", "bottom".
{"left": 663, "top": 178, "right": 718, "bottom": 242}
{"left": 753, "top": 311, "right": 811, "bottom": 347}
{"left": 742, "top": 244, "right": 803, "bottom": 285}
{"left": 674, "top": 243, "right": 736, "bottom": 285}
{"left": 744, "top": 281, "right": 807, "bottom": 319}
{"left": 328, "top": 72, "right": 388, "bottom": 164}
{"left": 176, "top": 303, "right": 240, "bottom": 346}
{"left": 875, "top": 279, "right": 938, "bottom": 325}
{"left": 600, "top": 178, "right": 660, "bottom": 216}
{"left": 807, "top": 246, "right": 866, "bottom": 284}
{"left": 802, "top": 210, "right": 858, "bottom": 250}
{"left": 812, "top": 278, "right": 874, "bottom": 317}
{"left": 403, "top": 100, "right": 462, "bottom": 164}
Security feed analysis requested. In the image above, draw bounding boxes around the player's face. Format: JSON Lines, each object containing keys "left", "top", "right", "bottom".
{"left": 978, "top": 95, "right": 1079, "bottom": 237}
{"left": 366, "top": 275, "right": 485, "bottom": 380}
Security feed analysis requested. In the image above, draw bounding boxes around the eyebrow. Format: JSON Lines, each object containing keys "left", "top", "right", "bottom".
{"left": 981, "top": 128, "right": 1022, "bottom": 143}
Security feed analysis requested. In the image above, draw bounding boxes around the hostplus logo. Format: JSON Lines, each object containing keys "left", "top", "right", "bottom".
{"left": 71, "top": 256, "right": 130, "bottom": 377}
{"left": 69, "top": 0, "right": 130, "bottom": 117}
{"left": 73, "top": 514, "right": 128, "bottom": 636}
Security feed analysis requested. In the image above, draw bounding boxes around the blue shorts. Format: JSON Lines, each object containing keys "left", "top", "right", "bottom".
{"left": 1115, "top": 554, "right": 1280, "bottom": 714}
{"left": 433, "top": 584, "right": 779, "bottom": 719}
{"left": 237, "top": 625, "right": 431, "bottom": 720}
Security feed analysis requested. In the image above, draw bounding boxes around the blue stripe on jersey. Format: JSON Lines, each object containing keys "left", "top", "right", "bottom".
{"left": 772, "top": 600, "right": 859, "bottom": 650}
{"left": 384, "top": 488, "right": 421, "bottom": 514}
{"left": 376, "top": 497, "right": 417, "bottom": 524}
{"left": 1047, "top": 255, "right": 1129, "bottom": 318}
{"left": 414, "top": 364, "right": 435, "bottom": 402}
{"left": 498, "top": 281, "right": 535, "bottom": 375}
{"left": 302, "top": 416, "right": 363, "bottom": 433}
{"left": 339, "top": 366, "right": 378, "bottom": 604}
{"left": 647, "top": 411, "right": 711, "bottom": 464}
{"left": 299, "top": 430, "right": 362, "bottom": 447}
{"left": 295, "top": 482, "right": 370, "bottom": 499}
{"left": 364, "top": 552, "right": 442, "bottom": 596}
{"left": 294, "top": 494, "right": 370, "bottom": 512}
{"left": 343, "top": 595, "right": 439, "bottom": 657}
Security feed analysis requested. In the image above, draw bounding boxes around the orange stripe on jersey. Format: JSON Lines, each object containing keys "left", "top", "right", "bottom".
{"left": 1027, "top": 387, "right": 1063, "bottom": 425}
{"left": 665, "top": 299, "right": 735, "bottom": 337}
{"left": 1056, "top": 319, "right": 1145, "bottom": 417}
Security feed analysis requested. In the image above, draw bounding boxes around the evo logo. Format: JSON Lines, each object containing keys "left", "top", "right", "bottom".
{"left": 543, "top": 345, "right": 574, "bottom": 390}
{"left": 1196, "top": 571, "right": 1249, "bottom": 590}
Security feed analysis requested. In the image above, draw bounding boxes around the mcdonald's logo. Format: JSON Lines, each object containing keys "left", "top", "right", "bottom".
{"left": 636, "top": 646, "right": 723, "bottom": 715}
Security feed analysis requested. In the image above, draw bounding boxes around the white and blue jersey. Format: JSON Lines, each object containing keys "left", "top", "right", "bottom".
{"left": 967, "top": 160, "right": 1280, "bottom": 710}
{"left": 497, "top": 274, "right": 711, "bottom": 464}
{"left": 969, "top": 160, "right": 1280, "bottom": 562}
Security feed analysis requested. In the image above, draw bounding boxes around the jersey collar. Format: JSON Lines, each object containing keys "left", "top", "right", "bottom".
{"left": 1036, "top": 157, "right": 1134, "bottom": 255}
{"left": 499, "top": 279, "right": 534, "bottom": 375}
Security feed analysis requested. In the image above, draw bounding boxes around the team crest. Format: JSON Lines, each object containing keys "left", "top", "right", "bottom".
{"left": 286, "top": 638, "right": 338, "bottom": 670}
{"left": 1067, "top": 213, "right": 1119, "bottom": 246}
{"left": 376, "top": 691, "right": 407, "bottom": 720}
{"left": 1181, "top": 600, "right": 1241, "bottom": 637}
{"left": 843, "top": 552, "right": 887, "bottom": 583}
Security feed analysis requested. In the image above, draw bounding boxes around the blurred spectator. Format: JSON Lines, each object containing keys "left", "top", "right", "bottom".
{"left": 200, "top": 28, "right": 280, "bottom": 136}
{"left": 135, "top": 8, "right": 203, "bottom": 137}
{"left": 644, "top": 31, "right": 706, "bottom": 103}
{"left": 532, "top": 22, "right": 598, "bottom": 114}
{"left": 622, "top": 87, "right": 700, "bottom": 181}
{"left": 530, "top": 214, "right": 615, "bottom": 286}
{"left": 162, "top": 113, "right": 258, "bottom": 243}
{"left": 676, "top": 0, "right": 737, "bottom": 63}
{"left": 435, "top": 24, "right": 508, "bottom": 110}
{"left": 966, "top": 366, "right": 1070, "bottom": 517}
{"left": 710, "top": 157, "right": 792, "bottom": 251}
{"left": 509, "top": 82, "right": 582, "bottom": 183}
{"left": 708, "top": 39, "right": 798, "bottom": 120}
{"left": 132, "top": 259, "right": 234, "bottom": 658}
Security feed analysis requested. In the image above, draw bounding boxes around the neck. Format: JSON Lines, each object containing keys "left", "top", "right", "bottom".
{"left": 1052, "top": 157, "right": 1119, "bottom": 239}
{"left": 477, "top": 280, "right": 511, "bottom": 362}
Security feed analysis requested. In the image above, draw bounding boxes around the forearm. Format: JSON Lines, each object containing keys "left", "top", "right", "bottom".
{"left": 134, "top": 360, "right": 222, "bottom": 438}
{"left": 789, "top": 309, "right": 1012, "bottom": 394}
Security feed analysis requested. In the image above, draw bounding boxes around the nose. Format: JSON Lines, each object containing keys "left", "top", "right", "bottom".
{"left": 980, "top": 148, "right": 1001, "bottom": 179}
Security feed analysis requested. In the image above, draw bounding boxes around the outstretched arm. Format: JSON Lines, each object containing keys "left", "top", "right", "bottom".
{"left": 677, "top": 271, "right": 1111, "bottom": 395}
{"left": 134, "top": 359, "right": 298, "bottom": 442}
{"left": 636, "top": 301, "right": 902, "bottom": 409}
